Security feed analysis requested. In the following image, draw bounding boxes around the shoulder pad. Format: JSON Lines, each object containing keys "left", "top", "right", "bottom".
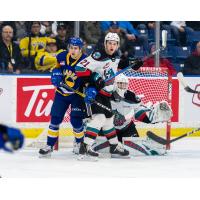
{"left": 91, "top": 51, "right": 102, "bottom": 60}
{"left": 56, "top": 50, "right": 67, "bottom": 61}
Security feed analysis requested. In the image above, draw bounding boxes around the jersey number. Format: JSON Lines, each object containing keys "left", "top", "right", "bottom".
{"left": 80, "top": 59, "right": 90, "bottom": 67}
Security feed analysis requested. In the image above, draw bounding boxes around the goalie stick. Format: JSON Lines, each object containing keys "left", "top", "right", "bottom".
{"left": 147, "top": 127, "right": 200, "bottom": 145}
{"left": 177, "top": 72, "right": 200, "bottom": 94}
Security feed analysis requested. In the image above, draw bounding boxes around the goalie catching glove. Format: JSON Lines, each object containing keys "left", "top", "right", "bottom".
{"left": 148, "top": 101, "right": 173, "bottom": 123}
{"left": 0, "top": 124, "right": 24, "bottom": 152}
{"left": 129, "top": 58, "right": 143, "bottom": 70}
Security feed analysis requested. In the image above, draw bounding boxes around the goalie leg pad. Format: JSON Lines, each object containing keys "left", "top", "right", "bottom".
{"left": 123, "top": 137, "right": 167, "bottom": 156}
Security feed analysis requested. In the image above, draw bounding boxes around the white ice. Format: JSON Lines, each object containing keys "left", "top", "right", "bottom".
{"left": 1, "top": 138, "right": 200, "bottom": 178}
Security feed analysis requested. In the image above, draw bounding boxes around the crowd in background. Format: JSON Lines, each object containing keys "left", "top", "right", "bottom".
{"left": 0, "top": 21, "right": 200, "bottom": 75}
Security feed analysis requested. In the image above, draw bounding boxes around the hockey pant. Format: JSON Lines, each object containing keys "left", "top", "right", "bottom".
{"left": 84, "top": 114, "right": 119, "bottom": 146}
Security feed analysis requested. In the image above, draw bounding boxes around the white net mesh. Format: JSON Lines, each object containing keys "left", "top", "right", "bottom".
{"left": 125, "top": 67, "right": 169, "bottom": 104}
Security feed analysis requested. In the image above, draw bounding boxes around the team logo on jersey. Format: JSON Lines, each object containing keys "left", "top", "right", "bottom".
{"left": 113, "top": 110, "right": 126, "bottom": 126}
{"left": 103, "top": 62, "right": 110, "bottom": 69}
{"left": 92, "top": 52, "right": 101, "bottom": 59}
{"left": 64, "top": 70, "right": 77, "bottom": 88}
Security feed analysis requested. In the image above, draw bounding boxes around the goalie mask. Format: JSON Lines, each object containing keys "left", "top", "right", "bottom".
{"left": 115, "top": 74, "right": 129, "bottom": 97}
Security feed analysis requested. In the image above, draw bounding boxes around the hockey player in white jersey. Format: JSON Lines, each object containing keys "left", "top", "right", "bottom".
{"left": 75, "top": 32, "right": 143, "bottom": 158}
{"left": 93, "top": 74, "right": 173, "bottom": 156}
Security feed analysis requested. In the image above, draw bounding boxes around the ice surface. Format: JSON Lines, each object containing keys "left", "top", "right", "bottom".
{"left": 1, "top": 138, "right": 200, "bottom": 178}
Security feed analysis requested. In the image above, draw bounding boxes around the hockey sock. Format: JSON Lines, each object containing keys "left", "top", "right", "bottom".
{"left": 47, "top": 124, "right": 59, "bottom": 147}
{"left": 73, "top": 127, "right": 84, "bottom": 143}
{"left": 84, "top": 126, "right": 100, "bottom": 146}
{"left": 102, "top": 127, "right": 118, "bottom": 144}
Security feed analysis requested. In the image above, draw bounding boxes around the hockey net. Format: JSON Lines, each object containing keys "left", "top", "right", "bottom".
{"left": 27, "top": 67, "right": 172, "bottom": 149}
{"left": 125, "top": 67, "right": 172, "bottom": 149}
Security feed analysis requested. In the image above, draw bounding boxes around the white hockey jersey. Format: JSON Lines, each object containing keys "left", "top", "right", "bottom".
{"left": 76, "top": 49, "right": 121, "bottom": 94}
{"left": 111, "top": 91, "right": 141, "bottom": 129}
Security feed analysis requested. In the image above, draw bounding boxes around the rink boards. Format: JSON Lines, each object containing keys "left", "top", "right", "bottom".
{"left": 0, "top": 75, "right": 199, "bottom": 140}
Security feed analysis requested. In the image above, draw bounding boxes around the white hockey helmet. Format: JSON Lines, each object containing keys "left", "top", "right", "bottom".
{"left": 115, "top": 74, "right": 129, "bottom": 97}
{"left": 104, "top": 32, "right": 120, "bottom": 46}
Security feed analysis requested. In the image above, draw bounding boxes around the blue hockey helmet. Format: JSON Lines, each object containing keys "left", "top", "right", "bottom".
{"left": 68, "top": 37, "right": 84, "bottom": 48}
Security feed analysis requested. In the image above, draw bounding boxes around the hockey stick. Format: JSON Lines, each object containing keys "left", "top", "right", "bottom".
{"left": 147, "top": 127, "right": 200, "bottom": 145}
{"left": 105, "top": 30, "right": 168, "bottom": 83}
{"left": 60, "top": 82, "right": 112, "bottom": 113}
{"left": 177, "top": 72, "right": 200, "bottom": 94}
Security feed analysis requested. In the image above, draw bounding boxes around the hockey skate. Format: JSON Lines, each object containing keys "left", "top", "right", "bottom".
{"left": 72, "top": 141, "right": 81, "bottom": 155}
{"left": 78, "top": 142, "right": 99, "bottom": 161}
{"left": 110, "top": 143, "right": 130, "bottom": 158}
{"left": 39, "top": 145, "right": 53, "bottom": 158}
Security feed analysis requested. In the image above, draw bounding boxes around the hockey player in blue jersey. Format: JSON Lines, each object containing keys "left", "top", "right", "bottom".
{"left": 0, "top": 124, "right": 24, "bottom": 152}
{"left": 39, "top": 37, "right": 87, "bottom": 157}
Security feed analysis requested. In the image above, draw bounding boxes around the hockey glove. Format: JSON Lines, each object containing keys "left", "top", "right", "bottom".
{"left": 51, "top": 68, "right": 63, "bottom": 87}
{"left": 91, "top": 72, "right": 105, "bottom": 90}
{"left": 84, "top": 87, "right": 97, "bottom": 104}
{"left": 0, "top": 124, "right": 24, "bottom": 152}
{"left": 129, "top": 58, "right": 143, "bottom": 70}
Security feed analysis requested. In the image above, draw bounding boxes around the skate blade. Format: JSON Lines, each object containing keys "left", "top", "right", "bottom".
{"left": 38, "top": 153, "right": 52, "bottom": 158}
{"left": 77, "top": 154, "right": 98, "bottom": 162}
{"left": 111, "top": 154, "right": 130, "bottom": 159}
{"left": 72, "top": 150, "right": 79, "bottom": 155}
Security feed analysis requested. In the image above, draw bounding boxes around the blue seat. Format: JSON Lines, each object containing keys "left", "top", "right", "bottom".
{"left": 134, "top": 46, "right": 145, "bottom": 58}
{"left": 138, "top": 29, "right": 148, "bottom": 35}
{"left": 148, "top": 29, "right": 176, "bottom": 46}
{"left": 160, "top": 47, "right": 174, "bottom": 62}
{"left": 187, "top": 31, "right": 200, "bottom": 48}
{"left": 173, "top": 63, "right": 185, "bottom": 72}
{"left": 173, "top": 46, "right": 191, "bottom": 62}
{"left": 187, "top": 31, "right": 200, "bottom": 43}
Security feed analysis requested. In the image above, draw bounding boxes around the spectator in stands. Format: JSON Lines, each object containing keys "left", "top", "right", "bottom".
{"left": 170, "top": 21, "right": 193, "bottom": 46}
{"left": 183, "top": 41, "right": 200, "bottom": 75}
{"left": 0, "top": 22, "right": 17, "bottom": 41}
{"left": 101, "top": 21, "right": 149, "bottom": 57}
{"left": 142, "top": 43, "right": 176, "bottom": 76}
{"left": 35, "top": 38, "right": 63, "bottom": 72}
{"left": 15, "top": 21, "right": 27, "bottom": 42}
{"left": 82, "top": 21, "right": 102, "bottom": 45}
{"left": 19, "top": 21, "right": 51, "bottom": 69}
{"left": 0, "top": 25, "right": 23, "bottom": 74}
{"left": 40, "top": 21, "right": 56, "bottom": 38}
{"left": 55, "top": 22, "right": 71, "bottom": 50}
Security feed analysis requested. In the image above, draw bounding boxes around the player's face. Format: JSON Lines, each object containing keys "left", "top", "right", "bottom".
{"left": 69, "top": 45, "right": 81, "bottom": 59}
{"left": 117, "top": 82, "right": 128, "bottom": 90}
{"left": 105, "top": 40, "right": 119, "bottom": 55}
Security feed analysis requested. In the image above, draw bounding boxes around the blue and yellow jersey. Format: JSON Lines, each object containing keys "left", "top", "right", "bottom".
{"left": 55, "top": 50, "right": 87, "bottom": 96}
{"left": 20, "top": 35, "right": 52, "bottom": 57}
